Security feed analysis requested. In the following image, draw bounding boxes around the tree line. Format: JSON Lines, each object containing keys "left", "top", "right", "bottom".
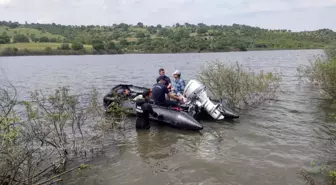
{"left": 1, "top": 20, "right": 336, "bottom": 55}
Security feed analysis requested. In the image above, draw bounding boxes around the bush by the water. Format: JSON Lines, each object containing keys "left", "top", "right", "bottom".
{"left": 0, "top": 76, "right": 128, "bottom": 185}
{"left": 297, "top": 47, "right": 336, "bottom": 185}
{"left": 297, "top": 47, "right": 336, "bottom": 101}
{"left": 197, "top": 60, "right": 282, "bottom": 109}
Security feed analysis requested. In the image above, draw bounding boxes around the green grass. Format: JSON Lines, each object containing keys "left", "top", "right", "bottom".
{"left": 0, "top": 26, "right": 65, "bottom": 40}
{"left": 0, "top": 42, "right": 93, "bottom": 51}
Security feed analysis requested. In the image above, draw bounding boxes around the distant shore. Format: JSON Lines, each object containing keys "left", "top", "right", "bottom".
{"left": 0, "top": 44, "right": 325, "bottom": 57}
{"left": 1, "top": 21, "right": 333, "bottom": 57}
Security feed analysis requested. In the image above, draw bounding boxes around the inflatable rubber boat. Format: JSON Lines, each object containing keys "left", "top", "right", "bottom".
{"left": 103, "top": 79, "right": 239, "bottom": 131}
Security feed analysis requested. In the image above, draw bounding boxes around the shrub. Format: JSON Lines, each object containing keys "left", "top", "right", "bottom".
{"left": 297, "top": 48, "right": 336, "bottom": 185}
{"left": 297, "top": 47, "right": 336, "bottom": 101}
{"left": 0, "top": 34, "right": 10, "bottom": 44}
{"left": 39, "top": 36, "right": 49, "bottom": 42}
{"left": 0, "top": 80, "right": 24, "bottom": 185}
{"left": 300, "top": 165, "right": 336, "bottom": 185}
{"left": 0, "top": 80, "right": 104, "bottom": 184}
{"left": 59, "top": 43, "right": 70, "bottom": 50}
{"left": 13, "top": 34, "right": 30, "bottom": 43}
{"left": 197, "top": 60, "right": 282, "bottom": 109}
{"left": 0, "top": 47, "right": 18, "bottom": 56}
{"left": 44, "top": 46, "right": 52, "bottom": 54}
{"left": 71, "top": 42, "right": 84, "bottom": 50}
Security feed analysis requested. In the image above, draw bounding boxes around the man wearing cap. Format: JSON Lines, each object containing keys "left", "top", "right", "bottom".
{"left": 152, "top": 76, "right": 183, "bottom": 107}
{"left": 135, "top": 89, "right": 163, "bottom": 129}
{"left": 171, "top": 70, "right": 186, "bottom": 97}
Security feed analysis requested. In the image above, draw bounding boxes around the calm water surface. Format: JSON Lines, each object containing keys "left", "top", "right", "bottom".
{"left": 0, "top": 50, "right": 335, "bottom": 185}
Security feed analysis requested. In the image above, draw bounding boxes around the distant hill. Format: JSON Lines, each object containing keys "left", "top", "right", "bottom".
{"left": 1, "top": 20, "right": 336, "bottom": 56}
{"left": 0, "top": 26, "right": 65, "bottom": 42}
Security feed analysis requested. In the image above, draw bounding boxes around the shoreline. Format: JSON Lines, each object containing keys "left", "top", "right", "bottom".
{"left": 0, "top": 47, "right": 325, "bottom": 57}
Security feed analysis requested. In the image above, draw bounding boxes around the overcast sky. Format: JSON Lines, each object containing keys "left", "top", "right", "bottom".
{"left": 1, "top": 0, "right": 336, "bottom": 31}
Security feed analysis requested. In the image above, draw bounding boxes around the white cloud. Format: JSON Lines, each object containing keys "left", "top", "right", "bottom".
{"left": 0, "top": 0, "right": 335, "bottom": 31}
{"left": 0, "top": 0, "right": 11, "bottom": 5}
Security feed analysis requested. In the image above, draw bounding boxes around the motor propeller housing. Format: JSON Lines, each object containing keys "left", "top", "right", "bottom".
{"left": 184, "top": 79, "right": 225, "bottom": 120}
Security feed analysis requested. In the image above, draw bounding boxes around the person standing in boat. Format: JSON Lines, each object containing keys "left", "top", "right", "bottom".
{"left": 171, "top": 70, "right": 186, "bottom": 97}
{"left": 152, "top": 76, "right": 183, "bottom": 107}
{"left": 135, "top": 89, "right": 163, "bottom": 129}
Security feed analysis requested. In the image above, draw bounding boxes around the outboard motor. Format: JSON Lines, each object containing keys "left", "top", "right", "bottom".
{"left": 183, "top": 79, "right": 225, "bottom": 120}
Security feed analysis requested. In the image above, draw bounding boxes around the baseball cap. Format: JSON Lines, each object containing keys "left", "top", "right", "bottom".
{"left": 172, "top": 70, "right": 181, "bottom": 75}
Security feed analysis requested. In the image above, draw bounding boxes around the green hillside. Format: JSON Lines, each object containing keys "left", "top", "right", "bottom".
{"left": 0, "top": 26, "right": 65, "bottom": 42}
{"left": 1, "top": 21, "right": 336, "bottom": 56}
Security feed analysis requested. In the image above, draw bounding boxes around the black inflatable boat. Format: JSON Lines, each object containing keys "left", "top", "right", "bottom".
{"left": 103, "top": 80, "right": 239, "bottom": 131}
{"left": 103, "top": 84, "right": 203, "bottom": 131}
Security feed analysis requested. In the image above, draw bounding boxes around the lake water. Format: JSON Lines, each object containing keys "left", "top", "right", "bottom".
{"left": 0, "top": 50, "right": 335, "bottom": 185}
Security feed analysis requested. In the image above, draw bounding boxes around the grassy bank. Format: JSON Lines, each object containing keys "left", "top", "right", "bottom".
{"left": 0, "top": 43, "right": 326, "bottom": 57}
{"left": 0, "top": 42, "right": 93, "bottom": 50}
{"left": 0, "top": 42, "right": 122, "bottom": 56}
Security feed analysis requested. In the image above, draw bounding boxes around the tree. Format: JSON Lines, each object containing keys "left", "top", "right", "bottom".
{"left": 119, "top": 39, "right": 128, "bottom": 47}
{"left": 135, "top": 31, "right": 146, "bottom": 38}
{"left": 111, "top": 31, "right": 121, "bottom": 40}
{"left": 106, "top": 41, "right": 116, "bottom": 50}
{"left": 147, "top": 26, "right": 157, "bottom": 34}
{"left": 196, "top": 27, "right": 208, "bottom": 34}
{"left": 44, "top": 46, "right": 52, "bottom": 54}
{"left": 39, "top": 36, "right": 49, "bottom": 42}
{"left": 13, "top": 34, "right": 30, "bottom": 43}
{"left": 49, "top": 38, "right": 57, "bottom": 42}
{"left": 71, "top": 42, "right": 84, "bottom": 50}
{"left": 59, "top": 43, "right": 70, "bottom": 50}
{"left": 92, "top": 40, "right": 105, "bottom": 51}
{"left": 157, "top": 28, "right": 171, "bottom": 37}
{"left": 0, "top": 33, "right": 10, "bottom": 44}
{"left": 137, "top": 22, "right": 144, "bottom": 27}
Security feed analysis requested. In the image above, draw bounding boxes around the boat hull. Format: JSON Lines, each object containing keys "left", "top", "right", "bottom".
{"left": 120, "top": 101, "right": 203, "bottom": 131}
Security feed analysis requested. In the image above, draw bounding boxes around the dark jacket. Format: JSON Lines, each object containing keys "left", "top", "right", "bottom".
{"left": 135, "top": 98, "right": 159, "bottom": 129}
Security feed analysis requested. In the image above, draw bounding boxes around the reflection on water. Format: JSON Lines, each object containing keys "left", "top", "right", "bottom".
{"left": 1, "top": 50, "right": 336, "bottom": 185}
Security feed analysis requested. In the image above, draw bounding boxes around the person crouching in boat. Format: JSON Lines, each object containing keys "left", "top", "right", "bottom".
{"left": 152, "top": 76, "right": 183, "bottom": 107}
{"left": 104, "top": 88, "right": 131, "bottom": 111}
{"left": 117, "top": 88, "right": 130, "bottom": 99}
{"left": 135, "top": 90, "right": 163, "bottom": 129}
